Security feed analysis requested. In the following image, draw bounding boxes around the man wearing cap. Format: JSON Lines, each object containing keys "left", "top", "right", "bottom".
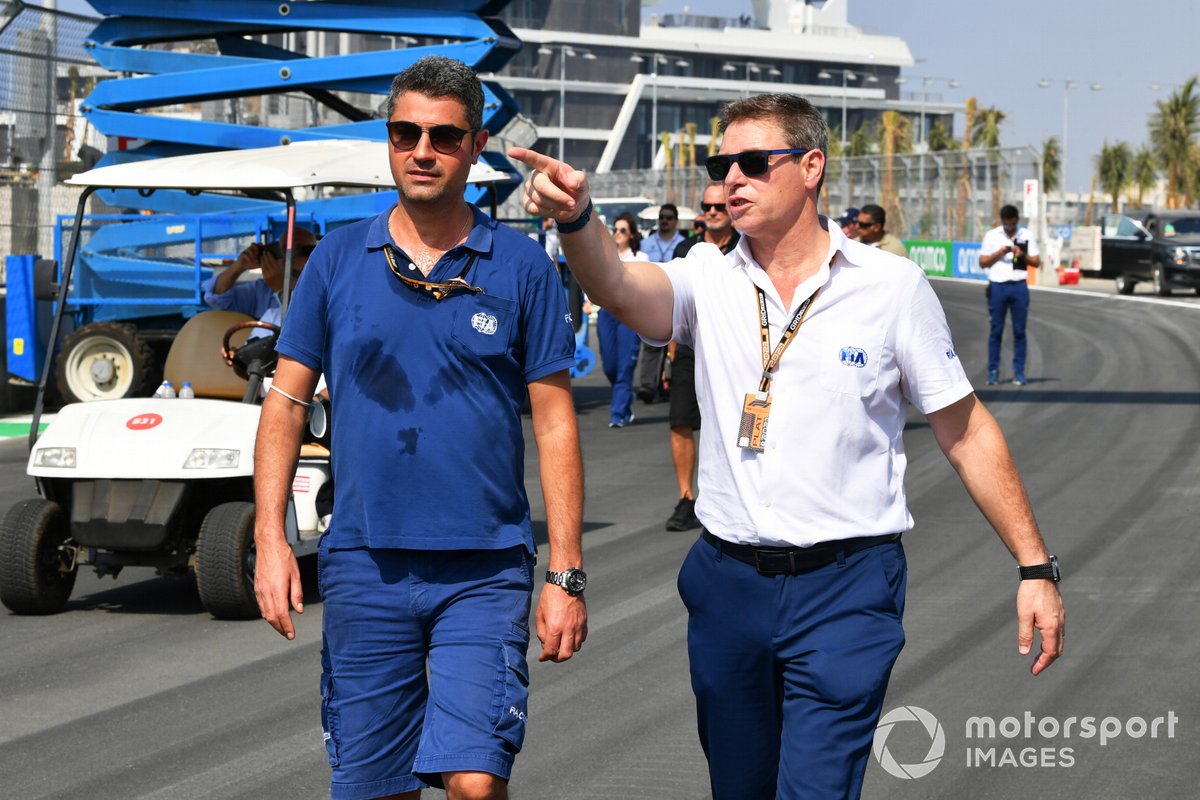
{"left": 838, "top": 207, "right": 860, "bottom": 240}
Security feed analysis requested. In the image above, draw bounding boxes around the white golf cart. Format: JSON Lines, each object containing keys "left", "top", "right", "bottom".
{"left": 0, "top": 141, "right": 512, "bottom": 618}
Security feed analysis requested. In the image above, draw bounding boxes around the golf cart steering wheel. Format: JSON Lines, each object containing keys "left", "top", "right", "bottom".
{"left": 222, "top": 320, "right": 282, "bottom": 380}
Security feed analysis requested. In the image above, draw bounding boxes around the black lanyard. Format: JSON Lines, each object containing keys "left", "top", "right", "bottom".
{"left": 755, "top": 285, "right": 818, "bottom": 393}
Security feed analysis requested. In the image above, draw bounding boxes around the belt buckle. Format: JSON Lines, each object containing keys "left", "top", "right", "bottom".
{"left": 753, "top": 549, "right": 795, "bottom": 575}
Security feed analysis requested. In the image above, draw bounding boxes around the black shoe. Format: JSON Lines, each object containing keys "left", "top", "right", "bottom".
{"left": 666, "top": 497, "right": 700, "bottom": 531}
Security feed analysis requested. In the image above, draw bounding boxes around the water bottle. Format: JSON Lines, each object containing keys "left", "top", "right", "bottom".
{"left": 178, "top": 381, "right": 195, "bottom": 399}
{"left": 154, "top": 380, "right": 176, "bottom": 399}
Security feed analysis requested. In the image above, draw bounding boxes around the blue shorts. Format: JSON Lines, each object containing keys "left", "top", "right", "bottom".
{"left": 318, "top": 541, "right": 534, "bottom": 800}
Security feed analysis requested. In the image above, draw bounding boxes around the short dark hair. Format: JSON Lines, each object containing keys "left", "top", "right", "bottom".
{"left": 659, "top": 203, "right": 678, "bottom": 218}
{"left": 718, "top": 93, "right": 828, "bottom": 191}
{"left": 386, "top": 55, "right": 484, "bottom": 129}
{"left": 1000, "top": 204, "right": 1020, "bottom": 221}
{"left": 861, "top": 203, "right": 886, "bottom": 228}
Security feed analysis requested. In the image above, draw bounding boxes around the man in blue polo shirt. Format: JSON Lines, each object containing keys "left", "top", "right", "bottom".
{"left": 253, "top": 56, "right": 587, "bottom": 800}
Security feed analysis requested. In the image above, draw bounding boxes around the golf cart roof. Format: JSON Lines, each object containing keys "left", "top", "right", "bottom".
{"left": 65, "top": 139, "right": 513, "bottom": 191}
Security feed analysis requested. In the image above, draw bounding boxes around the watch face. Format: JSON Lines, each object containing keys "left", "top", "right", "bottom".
{"left": 565, "top": 569, "right": 587, "bottom": 594}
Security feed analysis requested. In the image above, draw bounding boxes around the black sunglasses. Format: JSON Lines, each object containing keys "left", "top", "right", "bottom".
{"left": 705, "top": 148, "right": 809, "bottom": 181}
{"left": 385, "top": 120, "right": 477, "bottom": 155}
{"left": 266, "top": 241, "right": 317, "bottom": 259}
{"left": 856, "top": 218, "right": 879, "bottom": 228}
{"left": 613, "top": 226, "right": 631, "bottom": 234}
{"left": 658, "top": 214, "right": 677, "bottom": 221}
{"left": 700, "top": 202, "right": 727, "bottom": 214}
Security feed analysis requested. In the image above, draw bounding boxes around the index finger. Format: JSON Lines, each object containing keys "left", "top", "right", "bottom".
{"left": 507, "top": 147, "right": 586, "bottom": 192}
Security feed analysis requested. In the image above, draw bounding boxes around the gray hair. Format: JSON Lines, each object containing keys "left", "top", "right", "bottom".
{"left": 385, "top": 55, "right": 485, "bottom": 129}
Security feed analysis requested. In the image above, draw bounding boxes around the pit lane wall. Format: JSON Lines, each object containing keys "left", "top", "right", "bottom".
{"left": 905, "top": 239, "right": 986, "bottom": 282}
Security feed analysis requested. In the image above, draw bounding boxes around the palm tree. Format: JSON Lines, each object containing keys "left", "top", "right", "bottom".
{"left": 1096, "top": 140, "right": 1133, "bottom": 212}
{"left": 970, "top": 106, "right": 1006, "bottom": 149}
{"left": 876, "top": 111, "right": 912, "bottom": 236}
{"left": 955, "top": 97, "right": 978, "bottom": 239}
{"left": 1131, "top": 146, "right": 1157, "bottom": 208}
{"left": 970, "top": 105, "right": 1007, "bottom": 221}
{"left": 1148, "top": 76, "right": 1199, "bottom": 208}
{"left": 1042, "top": 136, "right": 1061, "bottom": 195}
{"left": 926, "top": 120, "right": 958, "bottom": 152}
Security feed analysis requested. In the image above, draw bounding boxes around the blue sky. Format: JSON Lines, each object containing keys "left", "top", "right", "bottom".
{"left": 652, "top": 0, "right": 1197, "bottom": 195}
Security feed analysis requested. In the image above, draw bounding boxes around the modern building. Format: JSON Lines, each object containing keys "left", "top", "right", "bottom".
{"left": 489, "top": 0, "right": 960, "bottom": 172}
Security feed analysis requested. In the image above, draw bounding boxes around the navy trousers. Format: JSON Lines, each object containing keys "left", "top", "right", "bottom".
{"left": 677, "top": 535, "right": 907, "bottom": 800}
{"left": 987, "top": 280, "right": 1030, "bottom": 374}
{"left": 597, "top": 308, "right": 641, "bottom": 425}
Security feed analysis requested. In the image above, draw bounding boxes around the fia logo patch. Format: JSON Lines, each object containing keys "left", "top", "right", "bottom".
{"left": 471, "top": 312, "right": 499, "bottom": 335}
{"left": 839, "top": 346, "right": 868, "bottom": 368}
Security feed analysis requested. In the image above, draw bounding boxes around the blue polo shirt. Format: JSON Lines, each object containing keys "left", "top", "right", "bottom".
{"left": 276, "top": 205, "right": 575, "bottom": 552}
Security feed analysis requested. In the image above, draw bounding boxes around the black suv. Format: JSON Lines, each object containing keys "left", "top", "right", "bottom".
{"left": 1100, "top": 211, "right": 1200, "bottom": 296}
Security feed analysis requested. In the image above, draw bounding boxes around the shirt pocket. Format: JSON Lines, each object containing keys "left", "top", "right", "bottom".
{"left": 451, "top": 294, "right": 517, "bottom": 358}
{"left": 816, "top": 324, "right": 887, "bottom": 397}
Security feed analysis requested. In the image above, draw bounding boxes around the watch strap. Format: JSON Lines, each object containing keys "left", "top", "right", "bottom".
{"left": 1018, "top": 555, "right": 1060, "bottom": 582}
{"left": 556, "top": 199, "right": 593, "bottom": 234}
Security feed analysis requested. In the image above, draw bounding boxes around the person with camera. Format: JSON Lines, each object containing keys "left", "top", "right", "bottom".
{"left": 202, "top": 227, "right": 318, "bottom": 335}
{"left": 980, "top": 204, "right": 1040, "bottom": 385}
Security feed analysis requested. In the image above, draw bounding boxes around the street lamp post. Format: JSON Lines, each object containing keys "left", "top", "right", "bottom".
{"left": 723, "top": 60, "right": 767, "bottom": 97}
{"left": 818, "top": 68, "right": 879, "bottom": 149}
{"left": 894, "top": 75, "right": 958, "bottom": 151}
{"left": 631, "top": 52, "right": 690, "bottom": 167}
{"left": 539, "top": 44, "right": 596, "bottom": 160}
{"left": 1037, "top": 78, "right": 1102, "bottom": 195}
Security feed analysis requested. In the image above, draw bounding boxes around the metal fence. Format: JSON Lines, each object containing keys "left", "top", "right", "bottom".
{"left": 502, "top": 146, "right": 1059, "bottom": 245}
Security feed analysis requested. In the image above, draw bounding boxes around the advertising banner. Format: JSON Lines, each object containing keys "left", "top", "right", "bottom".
{"left": 906, "top": 240, "right": 953, "bottom": 278}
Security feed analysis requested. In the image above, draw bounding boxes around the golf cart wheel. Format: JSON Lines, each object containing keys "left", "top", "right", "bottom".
{"left": 1115, "top": 275, "right": 1135, "bottom": 295}
{"left": 57, "top": 322, "right": 155, "bottom": 403}
{"left": 196, "top": 501, "right": 259, "bottom": 620}
{"left": 0, "top": 499, "right": 77, "bottom": 615}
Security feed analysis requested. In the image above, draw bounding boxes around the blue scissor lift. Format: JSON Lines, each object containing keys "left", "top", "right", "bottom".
{"left": 7, "top": 0, "right": 525, "bottom": 403}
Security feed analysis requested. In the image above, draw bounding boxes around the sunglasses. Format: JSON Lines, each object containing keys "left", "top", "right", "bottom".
{"left": 265, "top": 241, "right": 317, "bottom": 259}
{"left": 855, "top": 219, "right": 879, "bottom": 228}
{"left": 385, "top": 120, "right": 477, "bottom": 155}
{"left": 700, "top": 202, "right": 727, "bottom": 214}
{"left": 705, "top": 148, "right": 809, "bottom": 181}
{"left": 383, "top": 246, "right": 485, "bottom": 302}
{"left": 613, "top": 226, "right": 631, "bottom": 234}
{"left": 658, "top": 215, "right": 677, "bottom": 221}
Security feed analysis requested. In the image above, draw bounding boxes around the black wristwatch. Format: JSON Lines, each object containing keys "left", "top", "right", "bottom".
{"left": 545, "top": 567, "right": 587, "bottom": 596}
{"left": 1018, "top": 555, "right": 1060, "bottom": 583}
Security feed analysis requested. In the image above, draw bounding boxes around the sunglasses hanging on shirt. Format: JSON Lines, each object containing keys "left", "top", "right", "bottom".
{"left": 384, "top": 246, "right": 484, "bottom": 302}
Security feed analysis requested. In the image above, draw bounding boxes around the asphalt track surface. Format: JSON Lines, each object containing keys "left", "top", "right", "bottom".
{"left": 1, "top": 278, "right": 1198, "bottom": 799}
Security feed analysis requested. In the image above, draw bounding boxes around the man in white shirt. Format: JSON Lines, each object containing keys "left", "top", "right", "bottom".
{"left": 980, "top": 204, "right": 1041, "bottom": 385}
{"left": 509, "top": 93, "right": 1063, "bottom": 800}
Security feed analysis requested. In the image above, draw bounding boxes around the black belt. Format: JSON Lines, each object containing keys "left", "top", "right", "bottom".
{"left": 701, "top": 529, "right": 901, "bottom": 575}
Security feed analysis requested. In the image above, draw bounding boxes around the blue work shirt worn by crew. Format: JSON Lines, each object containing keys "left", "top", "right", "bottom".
{"left": 276, "top": 205, "right": 575, "bottom": 553}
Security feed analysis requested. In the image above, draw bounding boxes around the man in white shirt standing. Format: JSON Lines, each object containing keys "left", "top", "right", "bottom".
{"left": 980, "top": 204, "right": 1041, "bottom": 385}
{"left": 509, "top": 93, "right": 1063, "bottom": 800}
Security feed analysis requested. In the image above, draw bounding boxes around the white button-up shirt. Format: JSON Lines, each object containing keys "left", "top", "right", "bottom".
{"left": 981, "top": 224, "right": 1040, "bottom": 283}
{"left": 651, "top": 219, "right": 974, "bottom": 547}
